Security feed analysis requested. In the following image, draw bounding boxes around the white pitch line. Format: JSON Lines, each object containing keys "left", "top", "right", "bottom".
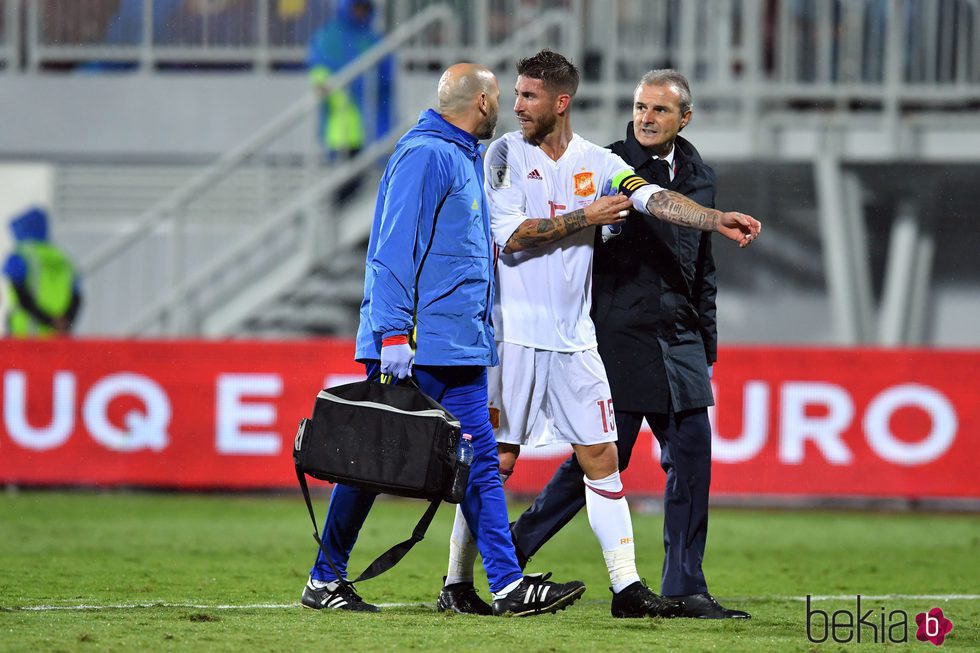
{"left": 790, "top": 594, "right": 980, "bottom": 602}
{"left": 11, "top": 602, "right": 416, "bottom": 611}
{"left": 8, "top": 595, "right": 980, "bottom": 612}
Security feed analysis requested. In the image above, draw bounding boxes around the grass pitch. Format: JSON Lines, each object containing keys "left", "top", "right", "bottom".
{"left": 0, "top": 490, "right": 977, "bottom": 652}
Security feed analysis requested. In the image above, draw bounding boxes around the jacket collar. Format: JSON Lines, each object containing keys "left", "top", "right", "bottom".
{"left": 622, "top": 122, "right": 704, "bottom": 166}
{"left": 621, "top": 122, "right": 704, "bottom": 188}
{"left": 415, "top": 108, "right": 484, "bottom": 159}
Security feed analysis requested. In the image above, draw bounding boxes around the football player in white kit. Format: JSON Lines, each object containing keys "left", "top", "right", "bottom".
{"left": 438, "top": 50, "right": 761, "bottom": 618}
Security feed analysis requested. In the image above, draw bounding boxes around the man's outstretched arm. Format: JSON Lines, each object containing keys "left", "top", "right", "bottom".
{"left": 647, "top": 189, "right": 722, "bottom": 231}
{"left": 617, "top": 174, "right": 761, "bottom": 247}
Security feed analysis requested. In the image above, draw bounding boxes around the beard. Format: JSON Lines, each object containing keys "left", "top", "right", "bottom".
{"left": 474, "top": 104, "right": 498, "bottom": 140}
{"left": 519, "top": 111, "right": 556, "bottom": 145}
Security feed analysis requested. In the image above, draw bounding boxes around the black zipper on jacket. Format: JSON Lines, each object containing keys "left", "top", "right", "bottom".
{"left": 477, "top": 155, "right": 494, "bottom": 328}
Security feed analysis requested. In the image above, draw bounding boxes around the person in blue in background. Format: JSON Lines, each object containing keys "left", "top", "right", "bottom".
{"left": 3, "top": 207, "right": 82, "bottom": 338}
{"left": 269, "top": 0, "right": 333, "bottom": 55}
{"left": 103, "top": 0, "right": 184, "bottom": 46}
{"left": 95, "top": 1, "right": 331, "bottom": 72}
{"left": 300, "top": 63, "right": 586, "bottom": 617}
{"left": 308, "top": 0, "right": 395, "bottom": 202}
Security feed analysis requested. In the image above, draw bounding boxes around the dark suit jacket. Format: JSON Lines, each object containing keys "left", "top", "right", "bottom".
{"left": 592, "top": 124, "right": 717, "bottom": 413}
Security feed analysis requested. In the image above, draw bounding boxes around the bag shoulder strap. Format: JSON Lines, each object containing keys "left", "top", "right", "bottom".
{"left": 295, "top": 464, "right": 442, "bottom": 584}
{"left": 295, "top": 464, "right": 346, "bottom": 583}
{"left": 353, "top": 498, "right": 441, "bottom": 582}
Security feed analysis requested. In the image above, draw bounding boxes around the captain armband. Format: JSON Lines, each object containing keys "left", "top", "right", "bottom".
{"left": 611, "top": 170, "right": 648, "bottom": 197}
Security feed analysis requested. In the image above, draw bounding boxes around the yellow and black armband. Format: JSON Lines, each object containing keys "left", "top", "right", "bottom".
{"left": 611, "top": 170, "right": 648, "bottom": 197}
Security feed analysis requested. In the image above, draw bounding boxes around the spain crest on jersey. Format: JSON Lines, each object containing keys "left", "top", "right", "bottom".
{"left": 573, "top": 171, "right": 595, "bottom": 197}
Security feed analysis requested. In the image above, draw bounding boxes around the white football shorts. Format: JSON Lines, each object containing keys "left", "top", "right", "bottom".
{"left": 488, "top": 342, "right": 618, "bottom": 447}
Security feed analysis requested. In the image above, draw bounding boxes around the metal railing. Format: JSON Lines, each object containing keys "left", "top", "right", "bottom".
{"left": 0, "top": 0, "right": 16, "bottom": 70}
{"left": 5, "top": 0, "right": 978, "bottom": 92}
{"left": 1, "top": 0, "right": 976, "bottom": 146}
{"left": 389, "top": 0, "right": 583, "bottom": 67}
{"left": 21, "top": 0, "right": 332, "bottom": 71}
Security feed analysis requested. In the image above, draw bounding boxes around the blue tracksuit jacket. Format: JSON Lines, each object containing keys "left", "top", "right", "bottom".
{"left": 355, "top": 108, "right": 498, "bottom": 367}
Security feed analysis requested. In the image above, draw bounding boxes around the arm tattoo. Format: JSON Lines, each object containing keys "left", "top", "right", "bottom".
{"left": 504, "top": 208, "right": 589, "bottom": 253}
{"left": 647, "top": 190, "right": 720, "bottom": 232}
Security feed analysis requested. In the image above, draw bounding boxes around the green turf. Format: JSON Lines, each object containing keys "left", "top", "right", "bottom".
{"left": 1, "top": 491, "right": 977, "bottom": 652}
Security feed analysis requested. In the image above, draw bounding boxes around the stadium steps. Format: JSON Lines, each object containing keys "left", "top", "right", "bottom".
{"left": 238, "top": 261, "right": 367, "bottom": 337}
{"left": 53, "top": 162, "right": 307, "bottom": 225}
{"left": 235, "top": 200, "right": 372, "bottom": 338}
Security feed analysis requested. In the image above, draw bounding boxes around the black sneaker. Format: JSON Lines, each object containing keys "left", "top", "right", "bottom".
{"left": 491, "top": 573, "right": 586, "bottom": 617}
{"left": 610, "top": 580, "right": 683, "bottom": 618}
{"left": 437, "top": 578, "right": 493, "bottom": 616}
{"left": 301, "top": 580, "right": 380, "bottom": 612}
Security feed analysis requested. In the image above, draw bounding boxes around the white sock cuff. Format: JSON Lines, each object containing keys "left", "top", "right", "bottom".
{"left": 491, "top": 578, "right": 524, "bottom": 601}
{"left": 308, "top": 576, "right": 339, "bottom": 590}
{"left": 583, "top": 471, "right": 623, "bottom": 495}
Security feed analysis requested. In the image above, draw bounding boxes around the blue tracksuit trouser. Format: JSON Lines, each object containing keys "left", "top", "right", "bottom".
{"left": 309, "top": 363, "right": 524, "bottom": 593}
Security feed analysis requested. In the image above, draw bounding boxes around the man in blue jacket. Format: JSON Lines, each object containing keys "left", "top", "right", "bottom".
{"left": 301, "top": 63, "right": 586, "bottom": 617}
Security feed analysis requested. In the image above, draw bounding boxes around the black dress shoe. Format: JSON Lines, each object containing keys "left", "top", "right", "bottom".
{"left": 668, "top": 592, "right": 751, "bottom": 619}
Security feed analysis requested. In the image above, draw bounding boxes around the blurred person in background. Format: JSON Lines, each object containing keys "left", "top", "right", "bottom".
{"left": 308, "top": 0, "right": 395, "bottom": 202}
{"left": 108, "top": 0, "right": 254, "bottom": 46}
{"left": 88, "top": 0, "right": 184, "bottom": 72}
{"left": 3, "top": 207, "right": 82, "bottom": 338}
{"left": 37, "top": 0, "right": 122, "bottom": 72}
{"left": 158, "top": 0, "right": 254, "bottom": 47}
{"left": 99, "top": 0, "right": 329, "bottom": 71}
{"left": 269, "top": 0, "right": 333, "bottom": 60}
{"left": 103, "top": 0, "right": 182, "bottom": 45}
{"left": 41, "top": 0, "right": 118, "bottom": 45}
{"left": 301, "top": 63, "right": 586, "bottom": 617}
{"left": 508, "top": 69, "right": 751, "bottom": 619}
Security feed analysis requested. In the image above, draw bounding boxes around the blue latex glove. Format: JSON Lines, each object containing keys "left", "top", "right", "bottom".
{"left": 381, "top": 337, "right": 414, "bottom": 380}
{"left": 707, "top": 365, "right": 714, "bottom": 379}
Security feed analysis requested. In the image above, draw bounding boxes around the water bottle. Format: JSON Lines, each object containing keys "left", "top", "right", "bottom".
{"left": 448, "top": 433, "right": 474, "bottom": 503}
{"left": 601, "top": 224, "right": 623, "bottom": 243}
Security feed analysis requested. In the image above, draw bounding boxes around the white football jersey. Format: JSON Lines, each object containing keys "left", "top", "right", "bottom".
{"left": 485, "top": 131, "right": 633, "bottom": 351}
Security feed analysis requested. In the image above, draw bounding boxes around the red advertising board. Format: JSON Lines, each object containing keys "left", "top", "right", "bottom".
{"left": 1, "top": 340, "right": 977, "bottom": 498}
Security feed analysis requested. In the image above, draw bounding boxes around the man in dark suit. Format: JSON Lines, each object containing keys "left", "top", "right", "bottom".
{"left": 509, "top": 69, "right": 750, "bottom": 619}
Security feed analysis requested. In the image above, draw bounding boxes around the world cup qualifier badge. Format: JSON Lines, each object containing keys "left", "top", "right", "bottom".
{"left": 490, "top": 164, "right": 511, "bottom": 189}
{"left": 573, "top": 171, "right": 595, "bottom": 196}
